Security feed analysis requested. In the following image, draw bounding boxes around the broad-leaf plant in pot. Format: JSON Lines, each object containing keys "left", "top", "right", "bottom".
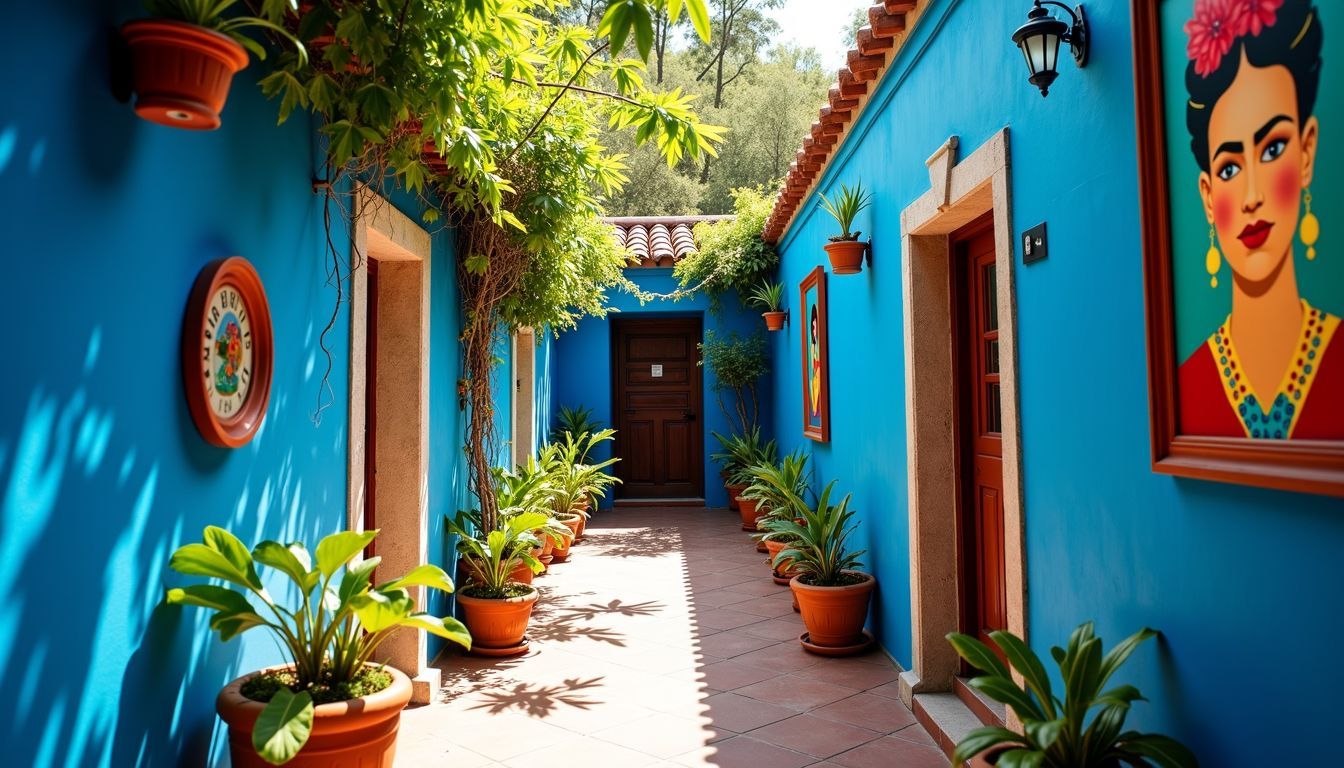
{"left": 548, "top": 428, "right": 622, "bottom": 540}
{"left": 165, "top": 526, "right": 470, "bottom": 766}
{"left": 771, "top": 480, "right": 876, "bottom": 655}
{"left": 748, "top": 280, "right": 787, "bottom": 331}
{"left": 819, "top": 181, "right": 873, "bottom": 275}
{"left": 446, "top": 509, "right": 548, "bottom": 657}
{"left": 123, "top": 0, "right": 306, "bottom": 129}
{"left": 946, "top": 622, "right": 1198, "bottom": 767}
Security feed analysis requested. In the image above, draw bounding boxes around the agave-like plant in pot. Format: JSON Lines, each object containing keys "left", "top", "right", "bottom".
{"left": 166, "top": 526, "right": 470, "bottom": 766}
{"left": 770, "top": 481, "right": 875, "bottom": 654}
{"left": 946, "top": 622, "right": 1197, "bottom": 767}
{"left": 747, "top": 449, "right": 812, "bottom": 579}
{"left": 748, "top": 280, "right": 787, "bottom": 331}
{"left": 446, "top": 510, "right": 548, "bottom": 656}
{"left": 818, "top": 181, "right": 873, "bottom": 274}
{"left": 712, "top": 427, "right": 776, "bottom": 514}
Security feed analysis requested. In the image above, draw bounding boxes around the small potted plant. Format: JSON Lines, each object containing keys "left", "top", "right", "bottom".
{"left": 712, "top": 428, "right": 776, "bottom": 513}
{"left": 748, "top": 281, "right": 787, "bottom": 331}
{"left": 446, "top": 510, "right": 548, "bottom": 657}
{"left": 773, "top": 481, "right": 876, "bottom": 655}
{"left": 165, "top": 526, "right": 469, "bottom": 766}
{"left": 122, "top": 0, "right": 307, "bottom": 130}
{"left": 946, "top": 623, "right": 1198, "bottom": 767}
{"left": 547, "top": 429, "right": 621, "bottom": 540}
{"left": 819, "top": 181, "right": 873, "bottom": 275}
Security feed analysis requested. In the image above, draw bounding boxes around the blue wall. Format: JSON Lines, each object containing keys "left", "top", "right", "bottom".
{"left": 769, "top": 0, "right": 1344, "bottom": 762}
{"left": 0, "top": 3, "right": 484, "bottom": 764}
{"left": 551, "top": 269, "right": 773, "bottom": 508}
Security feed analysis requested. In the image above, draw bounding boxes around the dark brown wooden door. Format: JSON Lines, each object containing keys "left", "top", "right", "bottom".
{"left": 364, "top": 258, "right": 379, "bottom": 559}
{"left": 612, "top": 318, "right": 704, "bottom": 499}
{"left": 955, "top": 223, "right": 1007, "bottom": 653}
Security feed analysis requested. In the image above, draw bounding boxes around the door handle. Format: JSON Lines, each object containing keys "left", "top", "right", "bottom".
{"left": 683, "top": 411, "right": 696, "bottom": 421}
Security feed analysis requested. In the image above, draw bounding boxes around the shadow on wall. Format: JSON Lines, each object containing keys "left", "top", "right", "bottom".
{"left": 0, "top": 326, "right": 338, "bottom": 766}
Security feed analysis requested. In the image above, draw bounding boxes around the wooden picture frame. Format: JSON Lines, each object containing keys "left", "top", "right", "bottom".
{"left": 800, "top": 266, "right": 830, "bottom": 442}
{"left": 1133, "top": 0, "right": 1344, "bottom": 496}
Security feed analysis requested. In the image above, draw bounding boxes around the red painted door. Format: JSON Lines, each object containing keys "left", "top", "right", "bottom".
{"left": 956, "top": 224, "right": 1007, "bottom": 653}
{"left": 612, "top": 318, "right": 704, "bottom": 500}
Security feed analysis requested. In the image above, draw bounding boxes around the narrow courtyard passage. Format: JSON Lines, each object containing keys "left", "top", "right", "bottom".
{"left": 399, "top": 507, "right": 945, "bottom": 767}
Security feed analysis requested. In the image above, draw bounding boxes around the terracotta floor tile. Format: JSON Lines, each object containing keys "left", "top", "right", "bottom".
{"left": 696, "top": 658, "right": 780, "bottom": 691}
{"left": 397, "top": 508, "right": 937, "bottom": 767}
{"left": 695, "top": 607, "right": 769, "bottom": 631}
{"left": 829, "top": 734, "right": 947, "bottom": 768}
{"left": 812, "top": 692, "right": 919, "bottom": 733}
{"left": 699, "top": 691, "right": 798, "bottom": 733}
{"left": 674, "top": 735, "right": 815, "bottom": 768}
{"left": 745, "top": 713, "right": 882, "bottom": 758}
{"left": 734, "top": 675, "right": 860, "bottom": 711}
{"left": 697, "top": 630, "right": 779, "bottom": 659}
{"left": 791, "top": 657, "right": 902, "bottom": 691}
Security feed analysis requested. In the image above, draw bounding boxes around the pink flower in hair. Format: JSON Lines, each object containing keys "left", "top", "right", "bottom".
{"left": 1239, "top": 0, "right": 1284, "bottom": 37}
{"left": 1185, "top": 0, "right": 1248, "bottom": 77}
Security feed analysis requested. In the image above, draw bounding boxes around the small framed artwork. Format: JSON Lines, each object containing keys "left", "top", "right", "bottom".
{"left": 1134, "top": 0, "right": 1343, "bottom": 495}
{"left": 800, "top": 266, "right": 830, "bottom": 442}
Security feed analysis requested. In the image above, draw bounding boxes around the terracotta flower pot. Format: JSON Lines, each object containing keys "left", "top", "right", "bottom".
{"left": 764, "top": 539, "right": 801, "bottom": 584}
{"left": 763, "top": 311, "right": 786, "bottom": 331}
{"left": 726, "top": 484, "right": 747, "bottom": 511}
{"left": 121, "top": 19, "right": 250, "bottom": 130}
{"left": 216, "top": 664, "right": 411, "bottom": 767}
{"left": 457, "top": 587, "right": 539, "bottom": 654}
{"left": 737, "top": 497, "right": 761, "bottom": 531}
{"left": 462, "top": 557, "right": 535, "bottom": 586}
{"left": 791, "top": 571, "right": 876, "bottom": 648}
{"left": 824, "top": 240, "right": 868, "bottom": 275}
{"left": 575, "top": 511, "right": 588, "bottom": 539}
{"left": 549, "top": 514, "right": 581, "bottom": 563}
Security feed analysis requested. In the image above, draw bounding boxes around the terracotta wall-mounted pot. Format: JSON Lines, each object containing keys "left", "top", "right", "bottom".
{"left": 216, "top": 665, "right": 412, "bottom": 767}
{"left": 763, "top": 311, "right": 786, "bottom": 331}
{"left": 122, "top": 20, "right": 250, "bottom": 130}
{"left": 824, "top": 240, "right": 868, "bottom": 275}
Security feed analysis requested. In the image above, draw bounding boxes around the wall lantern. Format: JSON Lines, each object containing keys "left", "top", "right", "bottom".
{"left": 1012, "top": 2, "right": 1089, "bottom": 97}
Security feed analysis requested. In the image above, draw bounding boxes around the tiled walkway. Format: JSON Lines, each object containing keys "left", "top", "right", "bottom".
{"left": 399, "top": 506, "right": 946, "bottom": 767}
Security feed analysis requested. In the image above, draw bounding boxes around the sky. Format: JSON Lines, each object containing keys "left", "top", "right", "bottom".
{"left": 774, "top": 0, "right": 873, "bottom": 70}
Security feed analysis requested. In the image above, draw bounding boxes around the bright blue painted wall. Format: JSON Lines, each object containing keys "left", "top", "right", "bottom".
{"left": 0, "top": 3, "right": 484, "bottom": 764}
{"left": 551, "top": 269, "right": 773, "bottom": 508}
{"left": 771, "top": 0, "right": 1344, "bottom": 762}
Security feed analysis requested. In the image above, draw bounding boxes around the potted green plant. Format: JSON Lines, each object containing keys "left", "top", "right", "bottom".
{"left": 446, "top": 510, "right": 547, "bottom": 657}
{"left": 946, "top": 623, "right": 1198, "bottom": 767}
{"left": 699, "top": 331, "right": 769, "bottom": 437}
{"left": 165, "top": 525, "right": 468, "bottom": 766}
{"left": 548, "top": 429, "right": 621, "bottom": 540}
{"left": 747, "top": 450, "right": 812, "bottom": 581}
{"left": 772, "top": 481, "right": 875, "bottom": 655}
{"left": 711, "top": 428, "right": 776, "bottom": 513}
{"left": 122, "top": 0, "right": 306, "bottom": 130}
{"left": 748, "top": 280, "right": 787, "bottom": 331}
{"left": 550, "top": 405, "right": 603, "bottom": 455}
{"left": 819, "top": 181, "right": 873, "bottom": 275}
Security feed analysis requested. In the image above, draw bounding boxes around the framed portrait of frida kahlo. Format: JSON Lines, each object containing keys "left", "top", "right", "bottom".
{"left": 800, "top": 266, "right": 830, "bottom": 442}
{"left": 1135, "top": 0, "right": 1343, "bottom": 496}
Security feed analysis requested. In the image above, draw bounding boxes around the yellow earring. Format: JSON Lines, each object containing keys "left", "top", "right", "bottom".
{"left": 1301, "top": 188, "right": 1319, "bottom": 261}
{"left": 1206, "top": 225, "right": 1221, "bottom": 288}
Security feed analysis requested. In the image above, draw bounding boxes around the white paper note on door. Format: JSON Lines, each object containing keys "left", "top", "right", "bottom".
{"left": 651, "top": 364, "right": 664, "bottom": 378}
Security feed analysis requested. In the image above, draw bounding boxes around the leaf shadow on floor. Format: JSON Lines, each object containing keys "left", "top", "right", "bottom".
{"left": 580, "top": 525, "right": 683, "bottom": 559}
{"left": 467, "top": 677, "right": 606, "bottom": 718}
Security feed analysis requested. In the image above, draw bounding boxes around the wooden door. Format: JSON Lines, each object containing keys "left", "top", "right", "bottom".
{"left": 955, "top": 223, "right": 1007, "bottom": 653}
{"left": 364, "top": 258, "right": 379, "bottom": 559}
{"left": 612, "top": 318, "right": 704, "bottom": 500}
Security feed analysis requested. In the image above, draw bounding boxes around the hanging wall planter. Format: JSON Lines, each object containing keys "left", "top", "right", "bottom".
{"left": 122, "top": 20, "right": 250, "bottom": 130}
{"left": 748, "top": 281, "right": 787, "bottom": 332}
{"left": 819, "top": 181, "right": 874, "bottom": 275}
{"left": 121, "top": 3, "right": 306, "bottom": 130}
{"left": 823, "top": 240, "right": 869, "bottom": 275}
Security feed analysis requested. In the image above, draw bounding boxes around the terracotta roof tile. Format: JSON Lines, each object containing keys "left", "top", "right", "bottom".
{"left": 604, "top": 215, "right": 733, "bottom": 267}
{"left": 762, "top": 2, "right": 927, "bottom": 244}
